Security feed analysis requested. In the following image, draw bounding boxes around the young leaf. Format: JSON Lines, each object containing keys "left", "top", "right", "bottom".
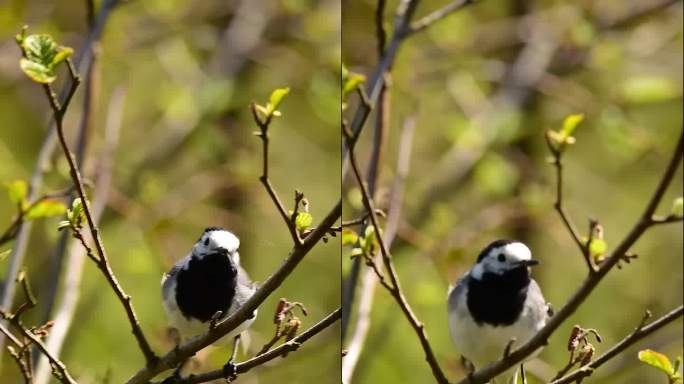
{"left": 341, "top": 228, "right": 359, "bottom": 246}
{"left": 268, "top": 87, "right": 290, "bottom": 113}
{"left": 17, "top": 32, "right": 73, "bottom": 84}
{"left": 342, "top": 64, "right": 366, "bottom": 101}
{"left": 24, "top": 200, "right": 67, "bottom": 220}
{"left": 5, "top": 180, "right": 28, "bottom": 206}
{"left": 295, "top": 212, "right": 313, "bottom": 232}
{"left": 639, "top": 349, "right": 674, "bottom": 375}
{"left": 19, "top": 59, "right": 56, "bottom": 83}
{"left": 0, "top": 249, "right": 11, "bottom": 261}
{"left": 561, "top": 114, "right": 584, "bottom": 138}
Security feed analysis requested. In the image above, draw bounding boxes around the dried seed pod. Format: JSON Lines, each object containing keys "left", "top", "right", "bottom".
{"left": 285, "top": 318, "right": 301, "bottom": 341}
{"left": 579, "top": 344, "right": 595, "bottom": 366}
{"left": 274, "top": 298, "right": 288, "bottom": 324}
{"left": 568, "top": 325, "right": 582, "bottom": 351}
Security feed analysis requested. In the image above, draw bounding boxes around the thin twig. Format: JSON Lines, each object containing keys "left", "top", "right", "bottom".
{"left": 33, "top": 54, "right": 157, "bottom": 365}
{"left": 0, "top": 0, "right": 123, "bottom": 354}
{"left": 544, "top": 133, "right": 595, "bottom": 272}
{"left": 34, "top": 87, "right": 125, "bottom": 384}
{"left": 249, "top": 103, "right": 302, "bottom": 245}
{"left": 343, "top": 115, "right": 416, "bottom": 383}
{"left": 551, "top": 306, "right": 684, "bottom": 384}
{"left": 409, "top": 0, "right": 475, "bottom": 35}
{"left": 344, "top": 126, "right": 448, "bottom": 383}
{"left": 455, "top": 132, "right": 682, "bottom": 384}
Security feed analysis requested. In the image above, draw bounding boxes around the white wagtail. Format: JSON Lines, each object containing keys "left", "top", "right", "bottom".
{"left": 447, "top": 240, "right": 552, "bottom": 384}
{"left": 161, "top": 227, "right": 257, "bottom": 378}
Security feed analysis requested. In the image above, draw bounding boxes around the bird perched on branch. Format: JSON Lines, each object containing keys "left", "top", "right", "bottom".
{"left": 447, "top": 240, "right": 552, "bottom": 384}
{"left": 162, "top": 227, "right": 257, "bottom": 378}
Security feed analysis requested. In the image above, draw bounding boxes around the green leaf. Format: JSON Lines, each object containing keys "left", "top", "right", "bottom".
{"left": 561, "top": 114, "right": 584, "bottom": 138}
{"left": 20, "top": 58, "right": 55, "bottom": 83}
{"left": 341, "top": 228, "right": 359, "bottom": 246}
{"left": 5, "top": 180, "right": 28, "bottom": 206}
{"left": 639, "top": 349, "right": 675, "bottom": 375}
{"left": 24, "top": 200, "right": 67, "bottom": 220}
{"left": 295, "top": 212, "right": 313, "bottom": 232}
{"left": 672, "top": 197, "right": 683, "bottom": 217}
{"left": 67, "top": 198, "right": 84, "bottom": 226}
{"left": 17, "top": 33, "right": 73, "bottom": 84}
{"left": 268, "top": 88, "right": 290, "bottom": 112}
{"left": 342, "top": 65, "right": 366, "bottom": 101}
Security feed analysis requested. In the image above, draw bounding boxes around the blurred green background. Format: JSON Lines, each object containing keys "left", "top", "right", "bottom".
{"left": 0, "top": 0, "right": 340, "bottom": 383}
{"left": 342, "top": 0, "right": 682, "bottom": 383}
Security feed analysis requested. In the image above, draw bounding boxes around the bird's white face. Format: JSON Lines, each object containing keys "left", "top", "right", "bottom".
{"left": 192, "top": 229, "right": 241, "bottom": 265}
{"left": 471, "top": 242, "right": 535, "bottom": 280}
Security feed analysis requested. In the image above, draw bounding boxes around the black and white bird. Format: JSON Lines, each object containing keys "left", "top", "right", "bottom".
{"left": 161, "top": 227, "right": 257, "bottom": 352}
{"left": 447, "top": 240, "right": 552, "bottom": 384}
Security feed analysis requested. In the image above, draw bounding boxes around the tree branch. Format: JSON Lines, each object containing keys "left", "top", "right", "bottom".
{"left": 344, "top": 123, "right": 448, "bottom": 383}
{"left": 172, "top": 308, "right": 341, "bottom": 384}
{"left": 408, "top": 0, "right": 475, "bottom": 35}
{"left": 250, "top": 103, "right": 302, "bottom": 245}
{"left": 34, "top": 58, "right": 157, "bottom": 365}
{"left": 551, "top": 305, "right": 684, "bottom": 384}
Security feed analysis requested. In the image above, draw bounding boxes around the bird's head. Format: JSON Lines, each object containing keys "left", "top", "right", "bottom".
{"left": 193, "top": 227, "right": 241, "bottom": 265}
{"left": 470, "top": 240, "right": 539, "bottom": 280}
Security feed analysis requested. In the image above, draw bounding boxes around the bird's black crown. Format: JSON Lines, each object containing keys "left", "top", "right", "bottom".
{"left": 476, "top": 239, "right": 516, "bottom": 262}
{"left": 203, "top": 226, "right": 226, "bottom": 233}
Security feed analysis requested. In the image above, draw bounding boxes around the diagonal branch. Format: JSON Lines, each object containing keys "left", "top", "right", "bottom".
{"left": 33, "top": 58, "right": 157, "bottom": 365}
{"left": 551, "top": 305, "right": 684, "bottom": 384}
{"left": 172, "top": 308, "right": 341, "bottom": 384}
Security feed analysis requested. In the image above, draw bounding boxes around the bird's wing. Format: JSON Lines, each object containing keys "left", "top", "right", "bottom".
{"left": 447, "top": 272, "right": 470, "bottom": 312}
{"left": 527, "top": 278, "right": 551, "bottom": 321}
{"left": 161, "top": 263, "right": 183, "bottom": 299}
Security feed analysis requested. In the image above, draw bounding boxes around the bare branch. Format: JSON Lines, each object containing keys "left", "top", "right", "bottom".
{"left": 171, "top": 309, "right": 341, "bottom": 384}
{"left": 250, "top": 103, "right": 302, "bottom": 245}
{"left": 551, "top": 306, "right": 684, "bottom": 384}
{"left": 409, "top": 0, "right": 476, "bottom": 35}
{"left": 345, "top": 124, "right": 448, "bottom": 383}
{"left": 0, "top": 0, "right": 123, "bottom": 353}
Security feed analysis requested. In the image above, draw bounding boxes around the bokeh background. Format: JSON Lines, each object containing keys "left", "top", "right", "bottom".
{"left": 0, "top": 1, "right": 340, "bottom": 383}
{"left": 342, "top": 0, "right": 682, "bottom": 383}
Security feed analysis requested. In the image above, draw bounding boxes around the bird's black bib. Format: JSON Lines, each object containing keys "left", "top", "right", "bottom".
{"left": 175, "top": 251, "right": 237, "bottom": 322}
{"left": 466, "top": 267, "right": 530, "bottom": 326}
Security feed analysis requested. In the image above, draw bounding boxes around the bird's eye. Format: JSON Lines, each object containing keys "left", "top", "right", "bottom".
{"left": 203, "top": 238, "right": 210, "bottom": 246}
{"left": 497, "top": 254, "right": 506, "bottom": 262}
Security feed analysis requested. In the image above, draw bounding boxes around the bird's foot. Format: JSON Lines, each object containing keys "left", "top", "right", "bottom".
{"left": 222, "top": 360, "right": 237, "bottom": 382}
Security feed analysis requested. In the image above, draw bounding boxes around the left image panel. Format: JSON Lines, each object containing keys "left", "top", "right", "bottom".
{"left": 0, "top": 1, "right": 341, "bottom": 383}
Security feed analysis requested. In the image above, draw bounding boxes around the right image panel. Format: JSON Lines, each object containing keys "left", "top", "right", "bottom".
{"left": 341, "top": 1, "right": 683, "bottom": 383}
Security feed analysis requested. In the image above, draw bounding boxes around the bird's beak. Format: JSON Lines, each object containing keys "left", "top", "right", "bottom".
{"left": 517, "top": 259, "right": 540, "bottom": 267}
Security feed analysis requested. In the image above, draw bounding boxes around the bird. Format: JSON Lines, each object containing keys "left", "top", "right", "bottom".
{"left": 161, "top": 227, "right": 257, "bottom": 378}
{"left": 447, "top": 240, "right": 552, "bottom": 384}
